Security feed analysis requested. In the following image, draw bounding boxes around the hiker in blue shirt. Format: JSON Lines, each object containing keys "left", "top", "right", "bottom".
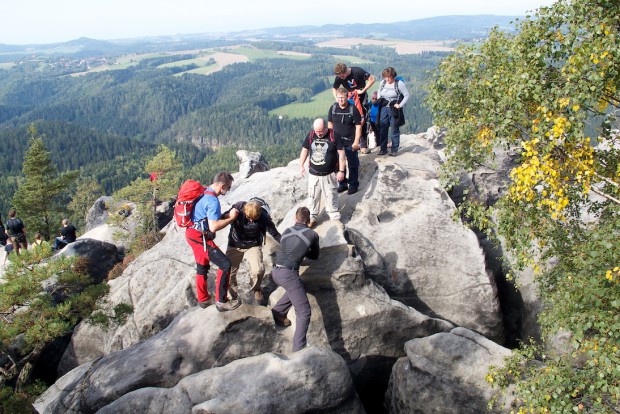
{"left": 184, "top": 171, "right": 240, "bottom": 312}
{"left": 366, "top": 90, "right": 381, "bottom": 148}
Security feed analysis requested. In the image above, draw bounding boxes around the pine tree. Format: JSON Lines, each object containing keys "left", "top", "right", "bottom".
{"left": 12, "top": 125, "right": 78, "bottom": 240}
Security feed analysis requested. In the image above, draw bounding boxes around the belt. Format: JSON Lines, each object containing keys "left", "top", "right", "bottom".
{"left": 275, "top": 264, "right": 299, "bottom": 271}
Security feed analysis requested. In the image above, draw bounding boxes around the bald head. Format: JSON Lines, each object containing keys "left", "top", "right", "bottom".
{"left": 313, "top": 119, "right": 327, "bottom": 137}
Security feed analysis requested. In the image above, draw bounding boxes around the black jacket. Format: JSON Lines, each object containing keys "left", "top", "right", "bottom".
{"left": 227, "top": 201, "right": 281, "bottom": 248}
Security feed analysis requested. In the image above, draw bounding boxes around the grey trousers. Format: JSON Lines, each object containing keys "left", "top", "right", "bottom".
{"left": 271, "top": 267, "right": 311, "bottom": 352}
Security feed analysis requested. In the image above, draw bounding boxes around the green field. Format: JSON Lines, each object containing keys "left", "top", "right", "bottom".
{"left": 269, "top": 89, "right": 336, "bottom": 119}
{"left": 332, "top": 55, "right": 374, "bottom": 66}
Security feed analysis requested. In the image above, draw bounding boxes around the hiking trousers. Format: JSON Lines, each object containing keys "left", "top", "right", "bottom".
{"left": 185, "top": 228, "right": 232, "bottom": 303}
{"left": 379, "top": 106, "right": 401, "bottom": 154}
{"left": 226, "top": 245, "right": 264, "bottom": 299}
{"left": 308, "top": 173, "right": 341, "bottom": 222}
{"left": 271, "top": 267, "right": 311, "bottom": 352}
{"left": 341, "top": 146, "right": 360, "bottom": 191}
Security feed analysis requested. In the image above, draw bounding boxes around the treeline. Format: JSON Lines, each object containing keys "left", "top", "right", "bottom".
{"left": 0, "top": 43, "right": 446, "bottom": 216}
{"left": 0, "top": 122, "right": 207, "bottom": 215}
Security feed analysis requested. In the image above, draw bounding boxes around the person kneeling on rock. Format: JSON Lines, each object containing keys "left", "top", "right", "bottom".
{"left": 271, "top": 207, "right": 320, "bottom": 352}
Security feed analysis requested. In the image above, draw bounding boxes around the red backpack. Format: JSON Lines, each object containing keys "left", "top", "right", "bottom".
{"left": 174, "top": 180, "right": 216, "bottom": 227}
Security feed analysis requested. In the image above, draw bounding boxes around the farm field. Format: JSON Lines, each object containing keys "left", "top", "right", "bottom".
{"left": 270, "top": 89, "right": 335, "bottom": 119}
{"left": 318, "top": 38, "right": 454, "bottom": 55}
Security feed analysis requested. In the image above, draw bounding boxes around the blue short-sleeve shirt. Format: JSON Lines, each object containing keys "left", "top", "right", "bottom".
{"left": 191, "top": 188, "right": 221, "bottom": 223}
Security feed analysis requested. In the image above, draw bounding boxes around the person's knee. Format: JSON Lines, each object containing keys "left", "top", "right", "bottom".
{"left": 196, "top": 263, "right": 209, "bottom": 276}
{"left": 297, "top": 301, "right": 311, "bottom": 319}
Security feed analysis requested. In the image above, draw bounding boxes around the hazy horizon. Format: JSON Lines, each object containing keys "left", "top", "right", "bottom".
{"left": 2, "top": 0, "right": 557, "bottom": 45}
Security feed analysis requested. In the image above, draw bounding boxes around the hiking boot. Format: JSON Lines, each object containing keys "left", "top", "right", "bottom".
{"left": 254, "top": 290, "right": 264, "bottom": 303}
{"left": 216, "top": 299, "right": 241, "bottom": 312}
{"left": 272, "top": 311, "right": 291, "bottom": 327}
{"left": 347, "top": 187, "right": 358, "bottom": 195}
{"left": 389, "top": 152, "right": 397, "bottom": 156}
{"left": 378, "top": 150, "right": 388, "bottom": 155}
{"left": 337, "top": 185, "right": 348, "bottom": 193}
{"left": 360, "top": 148, "right": 371, "bottom": 154}
{"left": 198, "top": 297, "right": 215, "bottom": 309}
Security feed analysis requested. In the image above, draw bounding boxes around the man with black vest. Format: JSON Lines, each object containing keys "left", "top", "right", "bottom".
{"left": 328, "top": 88, "right": 363, "bottom": 195}
{"left": 271, "top": 207, "right": 320, "bottom": 352}
{"left": 299, "top": 118, "right": 347, "bottom": 227}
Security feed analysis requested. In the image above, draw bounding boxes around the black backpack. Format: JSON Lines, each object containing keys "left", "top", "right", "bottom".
{"left": 6, "top": 218, "right": 23, "bottom": 236}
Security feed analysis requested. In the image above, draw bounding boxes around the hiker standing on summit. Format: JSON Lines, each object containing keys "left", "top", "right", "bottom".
{"left": 184, "top": 171, "right": 241, "bottom": 312}
{"left": 299, "top": 118, "right": 346, "bottom": 227}
{"left": 328, "top": 88, "right": 363, "bottom": 195}
{"left": 377, "top": 67, "right": 409, "bottom": 156}
{"left": 333, "top": 63, "right": 375, "bottom": 154}
{"left": 332, "top": 62, "right": 375, "bottom": 108}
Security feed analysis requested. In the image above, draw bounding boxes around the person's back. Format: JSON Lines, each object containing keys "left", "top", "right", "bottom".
{"left": 6, "top": 217, "right": 24, "bottom": 237}
{"left": 61, "top": 223, "right": 77, "bottom": 243}
{"left": 276, "top": 222, "right": 319, "bottom": 270}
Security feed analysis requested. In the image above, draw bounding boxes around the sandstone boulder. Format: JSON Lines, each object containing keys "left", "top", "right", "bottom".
{"left": 385, "top": 327, "right": 514, "bottom": 413}
{"left": 345, "top": 132, "right": 504, "bottom": 342}
{"left": 237, "top": 149, "right": 270, "bottom": 178}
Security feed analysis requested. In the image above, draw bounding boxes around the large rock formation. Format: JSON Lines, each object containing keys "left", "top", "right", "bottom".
{"left": 385, "top": 327, "right": 514, "bottom": 413}
{"left": 344, "top": 132, "right": 503, "bottom": 342}
{"left": 41, "top": 130, "right": 510, "bottom": 413}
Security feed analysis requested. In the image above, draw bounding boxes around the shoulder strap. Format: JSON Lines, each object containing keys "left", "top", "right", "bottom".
{"left": 310, "top": 129, "right": 335, "bottom": 144}
{"left": 331, "top": 102, "right": 339, "bottom": 115}
{"left": 204, "top": 189, "right": 216, "bottom": 198}
{"left": 280, "top": 227, "right": 312, "bottom": 248}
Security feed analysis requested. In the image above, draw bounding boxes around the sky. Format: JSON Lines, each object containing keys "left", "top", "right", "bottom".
{"left": 2, "top": 0, "right": 557, "bottom": 45}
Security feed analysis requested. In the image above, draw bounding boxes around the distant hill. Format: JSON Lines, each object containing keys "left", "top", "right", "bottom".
{"left": 0, "top": 15, "right": 518, "bottom": 57}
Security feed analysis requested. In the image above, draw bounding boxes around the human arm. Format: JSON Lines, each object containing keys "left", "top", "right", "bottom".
{"left": 394, "top": 80, "right": 410, "bottom": 108}
{"left": 360, "top": 74, "right": 376, "bottom": 94}
{"left": 337, "top": 149, "right": 346, "bottom": 182}
{"left": 352, "top": 107, "right": 363, "bottom": 150}
{"left": 208, "top": 208, "right": 238, "bottom": 233}
{"left": 299, "top": 147, "right": 309, "bottom": 178}
{"left": 264, "top": 215, "right": 281, "bottom": 243}
{"left": 305, "top": 232, "right": 320, "bottom": 260}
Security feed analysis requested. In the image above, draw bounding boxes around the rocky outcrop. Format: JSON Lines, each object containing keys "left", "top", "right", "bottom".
{"left": 44, "top": 130, "right": 510, "bottom": 413}
{"left": 345, "top": 133, "right": 503, "bottom": 342}
{"left": 385, "top": 327, "right": 514, "bottom": 413}
{"left": 237, "top": 149, "right": 270, "bottom": 178}
{"left": 57, "top": 239, "right": 120, "bottom": 283}
{"left": 45, "top": 347, "right": 365, "bottom": 414}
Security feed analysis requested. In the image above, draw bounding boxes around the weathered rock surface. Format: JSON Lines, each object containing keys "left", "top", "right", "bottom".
{"left": 97, "top": 347, "right": 365, "bottom": 414}
{"left": 57, "top": 239, "right": 120, "bottom": 283}
{"left": 45, "top": 130, "right": 510, "bottom": 413}
{"left": 345, "top": 133, "right": 503, "bottom": 341}
{"left": 385, "top": 327, "right": 514, "bottom": 414}
{"left": 237, "top": 149, "right": 270, "bottom": 178}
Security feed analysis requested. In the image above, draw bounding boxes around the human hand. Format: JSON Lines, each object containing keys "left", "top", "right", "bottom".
{"left": 352, "top": 143, "right": 360, "bottom": 151}
{"left": 229, "top": 208, "right": 239, "bottom": 220}
{"left": 300, "top": 165, "right": 306, "bottom": 178}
